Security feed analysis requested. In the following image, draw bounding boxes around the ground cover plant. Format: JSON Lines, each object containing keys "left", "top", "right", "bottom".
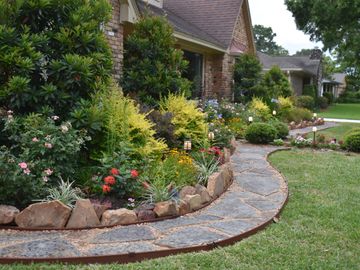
{"left": 318, "top": 103, "right": 360, "bottom": 120}
{"left": 4, "top": 149, "right": 359, "bottom": 269}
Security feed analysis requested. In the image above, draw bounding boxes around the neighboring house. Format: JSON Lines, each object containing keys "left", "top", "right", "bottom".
{"left": 321, "top": 73, "right": 347, "bottom": 98}
{"left": 105, "top": 0, "right": 256, "bottom": 99}
{"left": 257, "top": 50, "right": 323, "bottom": 96}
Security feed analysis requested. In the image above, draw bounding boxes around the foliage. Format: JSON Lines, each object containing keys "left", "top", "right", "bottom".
{"left": 141, "top": 150, "right": 197, "bottom": 190}
{"left": 227, "top": 118, "right": 247, "bottom": 139}
{"left": 253, "top": 25, "right": 289, "bottom": 56}
{"left": 268, "top": 119, "right": 289, "bottom": 139}
{"left": 282, "top": 107, "right": 313, "bottom": 123}
{"left": 323, "top": 92, "right": 334, "bottom": 104}
{"left": 303, "top": 85, "right": 317, "bottom": 99}
{"left": 260, "top": 66, "right": 293, "bottom": 99}
{"left": 285, "top": 0, "right": 360, "bottom": 72}
{"left": 296, "top": 95, "right": 315, "bottom": 110}
{"left": 202, "top": 99, "right": 245, "bottom": 123}
{"left": 160, "top": 93, "right": 207, "bottom": 147}
{"left": 39, "top": 178, "right": 84, "bottom": 208}
{"left": 273, "top": 138, "right": 284, "bottom": 146}
{"left": 192, "top": 151, "right": 220, "bottom": 186}
{"left": 249, "top": 97, "right": 271, "bottom": 121}
{"left": 317, "top": 96, "right": 329, "bottom": 109}
{"left": 233, "top": 54, "right": 262, "bottom": 102}
{"left": 0, "top": 145, "right": 45, "bottom": 208}
{"left": 3, "top": 113, "right": 88, "bottom": 186}
{"left": 142, "top": 182, "right": 177, "bottom": 204}
{"left": 291, "top": 135, "right": 313, "bottom": 147}
{"left": 95, "top": 149, "right": 143, "bottom": 199}
{"left": 208, "top": 121, "right": 233, "bottom": 148}
{"left": 122, "top": 15, "right": 191, "bottom": 105}
{"left": 277, "top": 96, "right": 294, "bottom": 117}
{"left": 245, "top": 122, "right": 277, "bottom": 144}
{"left": 97, "top": 86, "right": 167, "bottom": 159}
{"left": 0, "top": 0, "right": 113, "bottom": 117}
{"left": 344, "top": 129, "right": 360, "bottom": 152}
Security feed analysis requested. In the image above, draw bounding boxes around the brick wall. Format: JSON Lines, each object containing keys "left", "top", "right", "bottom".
{"left": 105, "top": 0, "right": 124, "bottom": 80}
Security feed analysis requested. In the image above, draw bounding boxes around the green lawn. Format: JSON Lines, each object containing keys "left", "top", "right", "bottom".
{"left": 318, "top": 103, "right": 360, "bottom": 120}
{"left": 307, "top": 123, "right": 360, "bottom": 141}
{"left": 1, "top": 150, "right": 360, "bottom": 270}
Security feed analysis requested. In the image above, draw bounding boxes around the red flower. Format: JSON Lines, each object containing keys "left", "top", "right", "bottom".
{"left": 104, "top": 175, "right": 116, "bottom": 185}
{"left": 130, "top": 169, "right": 139, "bottom": 178}
{"left": 110, "top": 168, "right": 119, "bottom": 175}
{"left": 102, "top": 184, "right": 111, "bottom": 193}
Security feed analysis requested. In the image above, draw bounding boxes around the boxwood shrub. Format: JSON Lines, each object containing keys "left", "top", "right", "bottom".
{"left": 245, "top": 123, "right": 277, "bottom": 144}
{"left": 344, "top": 129, "right": 360, "bottom": 152}
{"left": 268, "top": 120, "right": 289, "bottom": 139}
{"left": 296, "top": 95, "right": 315, "bottom": 110}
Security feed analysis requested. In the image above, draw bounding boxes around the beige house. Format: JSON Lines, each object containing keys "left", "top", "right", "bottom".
{"left": 105, "top": 0, "right": 256, "bottom": 99}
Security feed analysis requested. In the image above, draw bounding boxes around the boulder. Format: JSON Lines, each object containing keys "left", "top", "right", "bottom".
{"left": 101, "top": 209, "right": 138, "bottom": 226}
{"left": 137, "top": 210, "right": 156, "bottom": 222}
{"left": 177, "top": 200, "right": 191, "bottom": 215}
{"left": 223, "top": 147, "right": 231, "bottom": 163}
{"left": 207, "top": 172, "right": 225, "bottom": 198}
{"left": 184, "top": 194, "right": 202, "bottom": 211}
{"left": 195, "top": 184, "right": 212, "bottom": 204}
{"left": 179, "top": 186, "right": 196, "bottom": 200}
{"left": 153, "top": 201, "right": 178, "bottom": 217}
{"left": 220, "top": 163, "right": 234, "bottom": 188}
{"left": 92, "top": 203, "right": 109, "bottom": 220}
{"left": 0, "top": 205, "right": 19, "bottom": 225}
{"left": 230, "top": 138, "right": 237, "bottom": 154}
{"left": 66, "top": 199, "right": 100, "bottom": 228}
{"left": 15, "top": 200, "right": 71, "bottom": 228}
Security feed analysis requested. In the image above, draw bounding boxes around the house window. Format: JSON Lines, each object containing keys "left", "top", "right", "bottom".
{"left": 183, "top": 50, "right": 203, "bottom": 98}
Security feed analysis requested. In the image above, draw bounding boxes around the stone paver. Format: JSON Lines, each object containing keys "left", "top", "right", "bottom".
{"left": 289, "top": 122, "right": 337, "bottom": 137}
{"left": 0, "top": 142, "right": 288, "bottom": 260}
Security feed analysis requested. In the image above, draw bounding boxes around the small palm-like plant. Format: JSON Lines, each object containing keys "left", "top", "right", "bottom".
{"left": 192, "top": 152, "right": 219, "bottom": 186}
{"left": 143, "top": 183, "right": 177, "bottom": 204}
{"left": 39, "top": 177, "right": 84, "bottom": 208}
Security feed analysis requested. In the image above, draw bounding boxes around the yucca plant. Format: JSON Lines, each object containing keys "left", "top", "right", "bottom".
{"left": 142, "top": 183, "right": 177, "bottom": 204}
{"left": 192, "top": 152, "right": 219, "bottom": 186}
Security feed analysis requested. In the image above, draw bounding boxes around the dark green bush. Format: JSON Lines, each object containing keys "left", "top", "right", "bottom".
{"left": 344, "top": 129, "right": 360, "bottom": 152}
{"left": 296, "top": 95, "right": 315, "bottom": 110}
{"left": 268, "top": 120, "right": 289, "bottom": 139}
{"left": 0, "top": 0, "right": 113, "bottom": 117}
{"left": 323, "top": 92, "right": 334, "bottom": 104}
{"left": 317, "top": 96, "right": 329, "bottom": 109}
{"left": 123, "top": 15, "right": 191, "bottom": 105}
{"left": 303, "top": 85, "right": 317, "bottom": 99}
{"left": 245, "top": 123, "right": 277, "bottom": 144}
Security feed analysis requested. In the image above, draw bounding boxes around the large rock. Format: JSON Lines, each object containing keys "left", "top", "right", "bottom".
{"left": 184, "top": 194, "right": 202, "bottom": 211}
{"left": 66, "top": 199, "right": 100, "bottom": 228}
{"left": 179, "top": 186, "right": 196, "bottom": 200}
{"left": 220, "top": 163, "right": 234, "bottom": 188}
{"left": 177, "top": 200, "right": 191, "bottom": 215}
{"left": 0, "top": 205, "right": 19, "bottom": 225}
{"left": 15, "top": 200, "right": 71, "bottom": 228}
{"left": 101, "top": 209, "right": 138, "bottom": 226}
{"left": 207, "top": 171, "right": 225, "bottom": 198}
{"left": 153, "top": 201, "right": 178, "bottom": 217}
{"left": 224, "top": 147, "right": 231, "bottom": 163}
{"left": 195, "top": 184, "right": 212, "bottom": 204}
{"left": 137, "top": 210, "right": 156, "bottom": 222}
{"left": 92, "top": 203, "right": 110, "bottom": 220}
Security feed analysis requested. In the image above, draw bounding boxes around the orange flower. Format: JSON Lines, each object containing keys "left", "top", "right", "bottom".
{"left": 110, "top": 168, "right": 119, "bottom": 175}
{"left": 104, "top": 175, "right": 116, "bottom": 185}
{"left": 102, "top": 184, "right": 111, "bottom": 193}
{"left": 130, "top": 169, "right": 139, "bottom": 178}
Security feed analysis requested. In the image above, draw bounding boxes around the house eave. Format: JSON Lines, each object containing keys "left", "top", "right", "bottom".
{"left": 174, "top": 32, "right": 227, "bottom": 53}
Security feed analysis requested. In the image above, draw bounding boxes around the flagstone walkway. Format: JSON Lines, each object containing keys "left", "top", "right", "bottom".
{"left": 0, "top": 143, "right": 288, "bottom": 263}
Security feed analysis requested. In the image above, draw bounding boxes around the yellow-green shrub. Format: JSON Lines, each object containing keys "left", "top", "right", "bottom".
{"left": 249, "top": 97, "right": 271, "bottom": 121}
{"left": 97, "top": 86, "right": 167, "bottom": 157}
{"left": 278, "top": 96, "right": 294, "bottom": 111}
{"left": 160, "top": 93, "right": 207, "bottom": 146}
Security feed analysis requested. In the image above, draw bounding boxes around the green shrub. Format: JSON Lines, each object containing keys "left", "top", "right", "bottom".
{"left": 227, "top": 118, "right": 247, "bottom": 139}
{"left": 344, "top": 129, "right": 360, "bottom": 152}
{"left": 208, "top": 121, "right": 234, "bottom": 148}
{"left": 323, "top": 92, "right": 334, "bottom": 104}
{"left": 0, "top": 0, "right": 113, "bottom": 117}
{"left": 123, "top": 15, "right": 191, "bottom": 105}
{"left": 160, "top": 93, "right": 207, "bottom": 147}
{"left": 277, "top": 96, "right": 294, "bottom": 117}
{"left": 283, "top": 107, "right": 313, "bottom": 123}
{"left": 249, "top": 97, "right": 271, "bottom": 121}
{"left": 317, "top": 96, "right": 329, "bottom": 109}
{"left": 245, "top": 123, "right": 277, "bottom": 144}
{"left": 296, "top": 95, "right": 315, "bottom": 110}
{"left": 260, "top": 66, "right": 293, "bottom": 99}
{"left": 303, "top": 85, "right": 317, "bottom": 99}
{"left": 268, "top": 120, "right": 289, "bottom": 139}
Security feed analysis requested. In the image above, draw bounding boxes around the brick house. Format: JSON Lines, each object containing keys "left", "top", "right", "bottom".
{"left": 105, "top": 0, "right": 256, "bottom": 99}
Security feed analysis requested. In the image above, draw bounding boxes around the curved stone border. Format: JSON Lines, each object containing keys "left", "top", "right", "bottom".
{"left": 0, "top": 142, "right": 289, "bottom": 264}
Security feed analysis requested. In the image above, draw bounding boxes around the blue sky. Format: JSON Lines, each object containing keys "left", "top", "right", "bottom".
{"left": 249, "top": 0, "right": 323, "bottom": 55}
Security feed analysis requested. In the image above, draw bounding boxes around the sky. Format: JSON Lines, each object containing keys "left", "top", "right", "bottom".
{"left": 248, "top": 0, "right": 323, "bottom": 55}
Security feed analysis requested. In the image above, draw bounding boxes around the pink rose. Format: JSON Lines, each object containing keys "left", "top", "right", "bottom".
{"left": 32, "top": 137, "right": 39, "bottom": 142}
{"left": 23, "top": 168, "right": 31, "bottom": 175}
{"left": 18, "top": 162, "right": 27, "bottom": 169}
{"left": 44, "top": 142, "right": 53, "bottom": 149}
{"left": 44, "top": 168, "right": 53, "bottom": 176}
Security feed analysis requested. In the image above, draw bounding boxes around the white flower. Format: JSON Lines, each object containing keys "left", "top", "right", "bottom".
{"left": 42, "top": 176, "right": 49, "bottom": 183}
{"left": 51, "top": 115, "right": 59, "bottom": 121}
{"left": 44, "top": 168, "right": 53, "bottom": 176}
{"left": 60, "top": 125, "right": 69, "bottom": 133}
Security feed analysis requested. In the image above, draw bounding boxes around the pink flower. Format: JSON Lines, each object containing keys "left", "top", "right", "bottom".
{"left": 44, "top": 168, "right": 53, "bottom": 176}
{"left": 44, "top": 142, "right": 53, "bottom": 149}
{"left": 51, "top": 115, "right": 59, "bottom": 121}
{"left": 130, "top": 170, "right": 139, "bottom": 178}
{"left": 18, "top": 162, "right": 28, "bottom": 169}
{"left": 42, "top": 176, "right": 49, "bottom": 183}
{"left": 32, "top": 137, "right": 39, "bottom": 142}
{"left": 23, "top": 168, "right": 31, "bottom": 175}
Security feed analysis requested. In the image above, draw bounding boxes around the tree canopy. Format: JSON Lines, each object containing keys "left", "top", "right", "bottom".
{"left": 253, "top": 24, "right": 289, "bottom": 56}
{"left": 285, "top": 0, "right": 360, "bottom": 71}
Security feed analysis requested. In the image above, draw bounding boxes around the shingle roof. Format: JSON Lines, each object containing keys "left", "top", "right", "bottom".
{"left": 136, "top": 1, "right": 225, "bottom": 49}
{"left": 257, "top": 51, "right": 321, "bottom": 76}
